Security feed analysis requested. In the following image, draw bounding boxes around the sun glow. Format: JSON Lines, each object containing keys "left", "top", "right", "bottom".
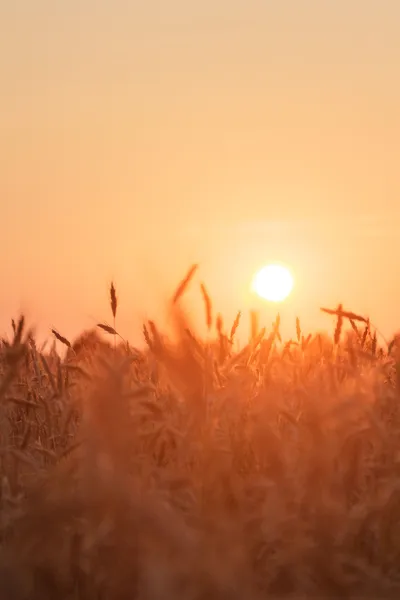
{"left": 252, "top": 264, "right": 294, "bottom": 302}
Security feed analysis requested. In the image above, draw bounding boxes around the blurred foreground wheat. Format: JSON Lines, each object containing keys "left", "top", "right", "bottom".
{"left": 1, "top": 268, "right": 400, "bottom": 599}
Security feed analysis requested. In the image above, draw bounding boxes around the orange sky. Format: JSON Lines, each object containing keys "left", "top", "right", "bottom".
{"left": 1, "top": 1, "right": 400, "bottom": 347}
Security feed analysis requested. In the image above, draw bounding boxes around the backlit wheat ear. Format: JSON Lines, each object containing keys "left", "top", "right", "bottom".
{"left": 143, "top": 324, "right": 153, "bottom": 349}
{"left": 172, "top": 264, "right": 198, "bottom": 304}
{"left": 349, "top": 319, "right": 359, "bottom": 338}
{"left": 361, "top": 321, "right": 370, "bottom": 348}
{"left": 109, "top": 281, "right": 118, "bottom": 349}
{"left": 200, "top": 283, "right": 212, "bottom": 330}
{"left": 97, "top": 324, "right": 118, "bottom": 336}
{"left": 296, "top": 317, "right": 301, "bottom": 343}
{"left": 334, "top": 304, "right": 343, "bottom": 345}
{"left": 250, "top": 310, "right": 259, "bottom": 343}
{"left": 230, "top": 311, "right": 241, "bottom": 342}
{"left": 51, "top": 329, "right": 72, "bottom": 349}
{"left": 371, "top": 331, "right": 377, "bottom": 356}
{"left": 110, "top": 282, "right": 118, "bottom": 320}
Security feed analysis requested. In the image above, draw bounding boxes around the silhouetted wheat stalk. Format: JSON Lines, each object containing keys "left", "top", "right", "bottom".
{"left": 172, "top": 264, "right": 198, "bottom": 304}
{"left": 200, "top": 283, "right": 212, "bottom": 331}
{"left": 110, "top": 281, "right": 117, "bottom": 349}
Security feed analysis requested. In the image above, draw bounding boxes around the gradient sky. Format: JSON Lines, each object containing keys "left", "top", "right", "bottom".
{"left": 1, "top": 1, "right": 400, "bottom": 346}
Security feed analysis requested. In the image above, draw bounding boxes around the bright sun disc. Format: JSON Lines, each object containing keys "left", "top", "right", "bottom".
{"left": 252, "top": 264, "right": 294, "bottom": 302}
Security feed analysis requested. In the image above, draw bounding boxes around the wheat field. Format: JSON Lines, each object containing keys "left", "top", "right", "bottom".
{"left": 1, "top": 266, "right": 400, "bottom": 599}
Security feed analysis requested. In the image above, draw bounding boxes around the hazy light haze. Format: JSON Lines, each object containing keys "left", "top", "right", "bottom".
{"left": 1, "top": 1, "right": 400, "bottom": 346}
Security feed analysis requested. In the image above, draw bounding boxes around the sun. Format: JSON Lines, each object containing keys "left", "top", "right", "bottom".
{"left": 252, "top": 264, "right": 294, "bottom": 302}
